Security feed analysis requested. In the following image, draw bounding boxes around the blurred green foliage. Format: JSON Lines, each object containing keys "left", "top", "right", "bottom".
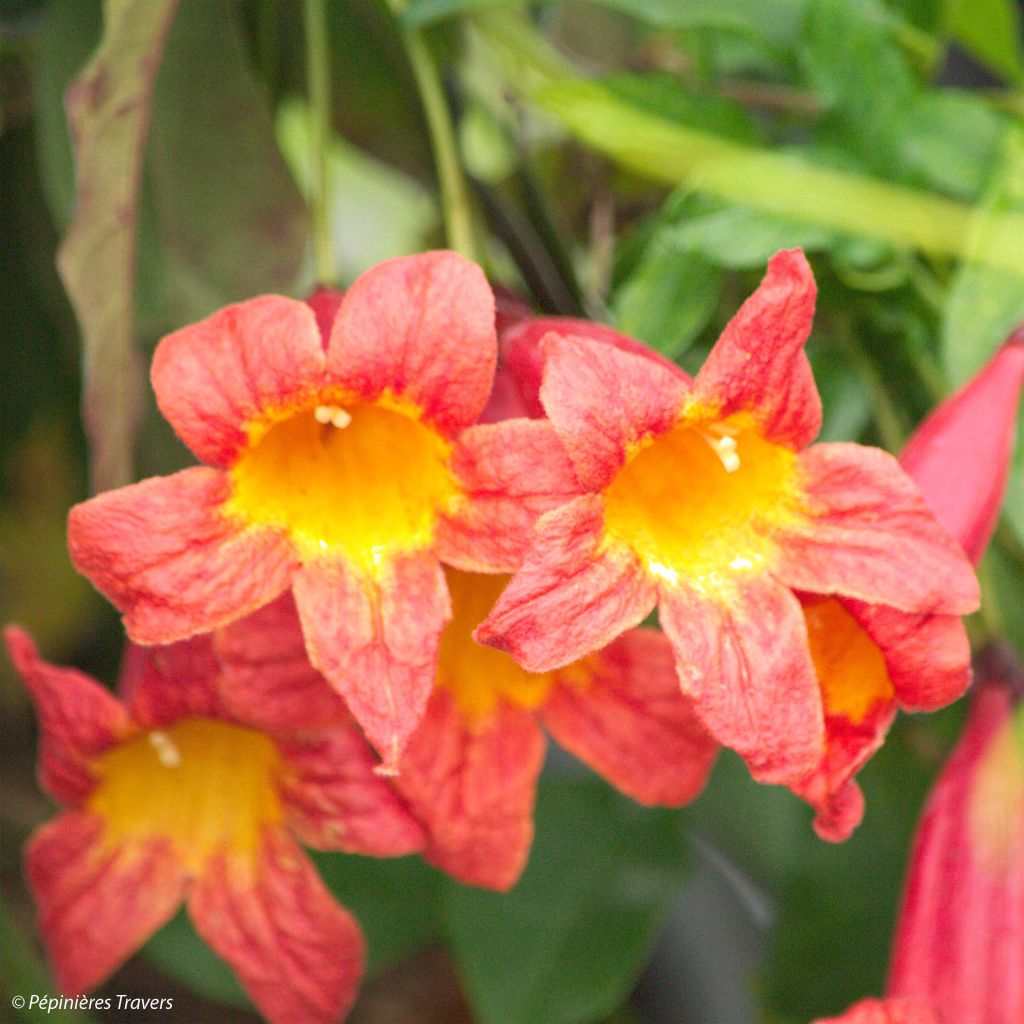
{"left": 1, "top": 1, "right": 1022, "bottom": 1022}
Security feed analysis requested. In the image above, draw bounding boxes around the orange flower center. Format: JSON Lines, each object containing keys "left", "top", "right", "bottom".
{"left": 437, "top": 568, "right": 557, "bottom": 723}
{"left": 86, "top": 718, "right": 284, "bottom": 873}
{"left": 226, "top": 402, "right": 459, "bottom": 568}
{"left": 602, "top": 412, "right": 806, "bottom": 591}
{"left": 802, "top": 597, "right": 894, "bottom": 724}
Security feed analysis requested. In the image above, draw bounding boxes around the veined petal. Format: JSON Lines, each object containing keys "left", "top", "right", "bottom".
{"left": 4, "top": 628, "right": 130, "bottom": 804}
{"left": 293, "top": 553, "right": 450, "bottom": 764}
{"left": 813, "top": 997, "right": 939, "bottom": 1024}
{"left": 498, "top": 316, "right": 689, "bottom": 419}
{"left": 476, "top": 495, "right": 657, "bottom": 673}
{"left": 889, "top": 669, "right": 1024, "bottom": 1024}
{"left": 541, "top": 628, "right": 717, "bottom": 806}
{"left": 539, "top": 334, "right": 691, "bottom": 490}
{"left": 900, "top": 334, "right": 1024, "bottom": 563}
{"left": 278, "top": 727, "right": 424, "bottom": 857}
{"left": 777, "top": 444, "right": 979, "bottom": 615}
{"left": 67, "top": 468, "right": 299, "bottom": 645}
{"left": 846, "top": 601, "right": 971, "bottom": 712}
{"left": 659, "top": 576, "right": 825, "bottom": 784}
{"left": 791, "top": 700, "right": 897, "bottom": 842}
{"left": 437, "top": 419, "right": 583, "bottom": 573}
{"left": 691, "top": 248, "right": 820, "bottom": 449}
{"left": 120, "top": 636, "right": 228, "bottom": 728}
{"left": 151, "top": 296, "right": 326, "bottom": 468}
{"left": 216, "top": 595, "right": 350, "bottom": 734}
{"left": 395, "top": 689, "right": 545, "bottom": 891}
{"left": 326, "top": 251, "right": 496, "bottom": 436}
{"left": 189, "top": 829, "right": 364, "bottom": 1024}
{"left": 26, "top": 811, "right": 186, "bottom": 993}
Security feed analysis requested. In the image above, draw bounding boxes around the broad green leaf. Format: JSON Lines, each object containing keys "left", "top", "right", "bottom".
{"left": 613, "top": 246, "right": 722, "bottom": 358}
{"left": 56, "top": 0, "right": 181, "bottom": 493}
{"left": 137, "top": 0, "right": 308, "bottom": 334}
{"left": 947, "top": 0, "right": 1024, "bottom": 85}
{"left": 471, "top": 11, "right": 1024, "bottom": 272}
{"left": 29, "top": 0, "right": 102, "bottom": 230}
{"left": 143, "top": 910, "right": 250, "bottom": 1009}
{"left": 276, "top": 98, "right": 437, "bottom": 284}
{"left": 444, "top": 776, "right": 688, "bottom": 1024}
{"left": 313, "top": 852, "right": 443, "bottom": 976}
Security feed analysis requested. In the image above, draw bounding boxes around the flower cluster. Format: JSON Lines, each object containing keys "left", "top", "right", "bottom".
{"left": 9, "top": 249, "right": 1022, "bottom": 1022}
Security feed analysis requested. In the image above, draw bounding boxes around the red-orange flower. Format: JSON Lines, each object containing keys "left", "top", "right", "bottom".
{"left": 478, "top": 250, "right": 979, "bottom": 791}
{"left": 67, "top": 253, "right": 577, "bottom": 762}
{"left": 5, "top": 627, "right": 423, "bottom": 1024}
{"left": 217, "top": 570, "right": 717, "bottom": 891}
{"left": 888, "top": 645, "right": 1024, "bottom": 1024}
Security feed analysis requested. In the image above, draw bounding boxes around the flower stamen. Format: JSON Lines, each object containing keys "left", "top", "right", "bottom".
{"left": 314, "top": 404, "right": 353, "bottom": 429}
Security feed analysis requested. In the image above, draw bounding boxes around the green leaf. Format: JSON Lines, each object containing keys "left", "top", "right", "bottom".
{"left": 941, "top": 128, "right": 1024, "bottom": 547}
{"left": 29, "top": 0, "right": 102, "bottom": 231}
{"left": 444, "top": 776, "right": 688, "bottom": 1024}
{"left": 312, "top": 852, "right": 443, "bottom": 976}
{"left": 143, "top": 910, "right": 250, "bottom": 1009}
{"left": 56, "top": 0, "right": 181, "bottom": 493}
{"left": 947, "top": 0, "right": 1024, "bottom": 85}
{"left": 136, "top": 0, "right": 309, "bottom": 336}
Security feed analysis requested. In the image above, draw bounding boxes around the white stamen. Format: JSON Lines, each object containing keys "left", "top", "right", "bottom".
{"left": 697, "top": 427, "right": 742, "bottom": 473}
{"left": 148, "top": 730, "right": 181, "bottom": 768}
{"left": 314, "top": 404, "right": 352, "bottom": 428}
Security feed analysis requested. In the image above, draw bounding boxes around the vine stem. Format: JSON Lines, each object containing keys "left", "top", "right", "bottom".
{"left": 304, "top": 0, "right": 335, "bottom": 284}
{"left": 386, "top": 0, "right": 479, "bottom": 262}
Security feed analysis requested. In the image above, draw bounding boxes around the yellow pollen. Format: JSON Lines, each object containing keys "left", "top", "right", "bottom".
{"left": 802, "top": 597, "right": 895, "bottom": 724}
{"left": 602, "top": 411, "right": 807, "bottom": 592}
{"left": 225, "top": 402, "right": 459, "bottom": 568}
{"left": 437, "top": 568, "right": 565, "bottom": 723}
{"left": 87, "top": 718, "right": 284, "bottom": 873}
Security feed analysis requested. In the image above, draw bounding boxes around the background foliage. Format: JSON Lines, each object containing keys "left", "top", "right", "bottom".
{"left": 1, "top": 1, "right": 1022, "bottom": 1022}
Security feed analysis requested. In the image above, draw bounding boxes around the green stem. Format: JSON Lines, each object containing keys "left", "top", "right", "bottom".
{"left": 304, "top": 0, "right": 334, "bottom": 284}
{"left": 386, "top": 0, "right": 478, "bottom": 262}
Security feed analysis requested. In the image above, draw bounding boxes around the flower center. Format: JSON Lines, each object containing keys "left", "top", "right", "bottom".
{"left": 87, "top": 718, "right": 283, "bottom": 872}
{"left": 602, "top": 413, "right": 806, "bottom": 590}
{"left": 802, "top": 597, "right": 894, "bottom": 724}
{"left": 226, "top": 402, "right": 459, "bottom": 567}
{"left": 437, "top": 568, "right": 556, "bottom": 723}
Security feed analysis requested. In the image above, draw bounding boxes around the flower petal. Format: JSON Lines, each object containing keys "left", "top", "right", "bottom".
{"left": 691, "top": 248, "right": 820, "bottom": 448}
{"left": 215, "top": 595, "right": 350, "bottom": 733}
{"left": 846, "top": 601, "right": 971, "bottom": 712}
{"left": 659, "top": 576, "right": 825, "bottom": 784}
{"left": 151, "top": 296, "right": 326, "bottom": 468}
{"left": 777, "top": 443, "right": 979, "bottom": 615}
{"left": 541, "top": 628, "right": 717, "bottom": 806}
{"left": 497, "top": 315, "right": 689, "bottom": 419}
{"left": 189, "top": 829, "right": 364, "bottom": 1024}
{"left": 120, "top": 636, "right": 228, "bottom": 727}
{"left": 791, "top": 700, "right": 897, "bottom": 842}
{"left": 394, "top": 689, "right": 545, "bottom": 891}
{"left": 436, "top": 419, "right": 583, "bottom": 573}
{"left": 292, "top": 553, "right": 450, "bottom": 764}
{"left": 475, "top": 495, "right": 657, "bottom": 673}
{"left": 326, "top": 251, "right": 496, "bottom": 436}
{"left": 900, "top": 333, "right": 1024, "bottom": 563}
{"left": 278, "top": 726, "right": 424, "bottom": 856}
{"left": 4, "top": 627, "right": 130, "bottom": 804}
{"left": 68, "top": 467, "right": 299, "bottom": 645}
{"left": 539, "top": 334, "right": 691, "bottom": 490}
{"left": 26, "top": 811, "right": 186, "bottom": 993}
